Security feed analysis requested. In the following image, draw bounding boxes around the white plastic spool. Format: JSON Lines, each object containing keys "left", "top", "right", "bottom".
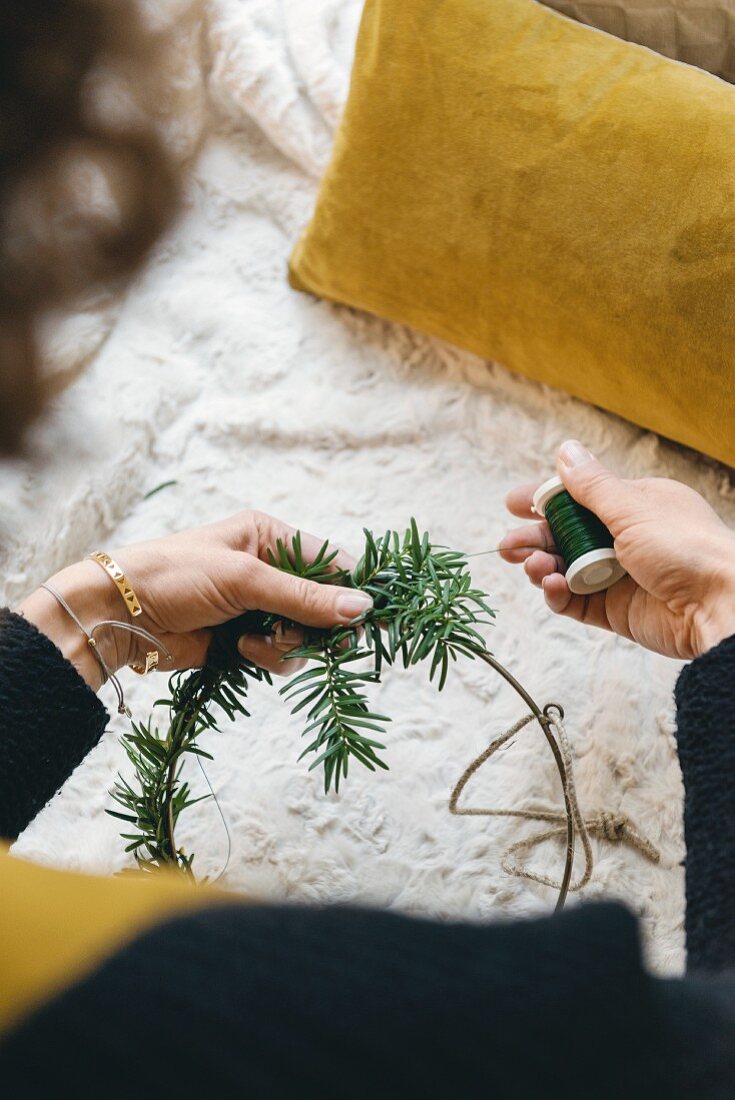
{"left": 531, "top": 476, "right": 626, "bottom": 596}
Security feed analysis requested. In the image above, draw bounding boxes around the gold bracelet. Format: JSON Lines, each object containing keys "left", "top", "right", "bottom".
{"left": 88, "top": 551, "right": 142, "bottom": 618}
{"left": 130, "top": 650, "right": 159, "bottom": 676}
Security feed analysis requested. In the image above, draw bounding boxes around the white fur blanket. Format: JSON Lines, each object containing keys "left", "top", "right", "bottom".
{"left": 5, "top": 0, "right": 734, "bottom": 975}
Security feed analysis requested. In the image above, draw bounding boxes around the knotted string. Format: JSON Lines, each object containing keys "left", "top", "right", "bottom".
{"left": 450, "top": 706, "right": 660, "bottom": 896}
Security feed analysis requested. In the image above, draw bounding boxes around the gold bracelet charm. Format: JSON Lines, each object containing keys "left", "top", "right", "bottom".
{"left": 88, "top": 551, "right": 142, "bottom": 618}
{"left": 130, "top": 650, "right": 160, "bottom": 676}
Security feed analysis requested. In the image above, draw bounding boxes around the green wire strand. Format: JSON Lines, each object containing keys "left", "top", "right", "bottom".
{"left": 544, "top": 489, "right": 614, "bottom": 568}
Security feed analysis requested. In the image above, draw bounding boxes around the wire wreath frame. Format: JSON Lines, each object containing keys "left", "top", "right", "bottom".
{"left": 449, "top": 651, "right": 660, "bottom": 911}
{"left": 451, "top": 652, "right": 576, "bottom": 911}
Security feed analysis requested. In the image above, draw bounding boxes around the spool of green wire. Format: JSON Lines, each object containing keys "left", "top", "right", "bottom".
{"left": 532, "top": 476, "right": 626, "bottom": 595}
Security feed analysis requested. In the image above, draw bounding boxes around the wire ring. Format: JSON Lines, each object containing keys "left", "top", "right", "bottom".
{"left": 543, "top": 702, "right": 565, "bottom": 721}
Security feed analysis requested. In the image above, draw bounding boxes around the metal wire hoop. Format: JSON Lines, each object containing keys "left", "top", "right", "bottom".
{"left": 460, "top": 652, "right": 575, "bottom": 911}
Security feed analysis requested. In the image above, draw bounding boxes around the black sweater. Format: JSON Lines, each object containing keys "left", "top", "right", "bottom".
{"left": 1, "top": 609, "right": 735, "bottom": 1096}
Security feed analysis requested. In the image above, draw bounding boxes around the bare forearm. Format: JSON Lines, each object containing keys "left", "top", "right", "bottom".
{"left": 17, "top": 561, "right": 126, "bottom": 691}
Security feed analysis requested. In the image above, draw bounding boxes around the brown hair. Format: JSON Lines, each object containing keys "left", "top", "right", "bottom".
{"left": 0, "top": 0, "right": 181, "bottom": 452}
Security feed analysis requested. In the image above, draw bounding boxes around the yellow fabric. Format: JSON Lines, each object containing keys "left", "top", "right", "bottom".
{"left": 0, "top": 847, "right": 217, "bottom": 1036}
{"left": 289, "top": 0, "right": 735, "bottom": 468}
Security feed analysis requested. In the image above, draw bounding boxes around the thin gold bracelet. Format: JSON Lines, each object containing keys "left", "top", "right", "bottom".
{"left": 88, "top": 551, "right": 142, "bottom": 618}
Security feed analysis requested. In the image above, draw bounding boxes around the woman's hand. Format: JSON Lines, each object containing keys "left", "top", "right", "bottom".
{"left": 19, "top": 512, "right": 370, "bottom": 689}
{"left": 500, "top": 440, "right": 735, "bottom": 659}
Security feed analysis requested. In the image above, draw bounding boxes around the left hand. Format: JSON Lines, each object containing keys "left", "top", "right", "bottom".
{"left": 19, "top": 511, "right": 366, "bottom": 688}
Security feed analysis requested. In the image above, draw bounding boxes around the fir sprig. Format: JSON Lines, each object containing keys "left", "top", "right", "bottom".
{"left": 108, "top": 520, "right": 495, "bottom": 874}
{"left": 282, "top": 520, "right": 496, "bottom": 791}
{"left": 108, "top": 627, "right": 271, "bottom": 874}
{"left": 282, "top": 633, "right": 388, "bottom": 793}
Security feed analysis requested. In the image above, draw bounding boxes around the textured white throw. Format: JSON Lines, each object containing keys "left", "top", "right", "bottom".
{"left": 4, "top": 0, "right": 735, "bottom": 975}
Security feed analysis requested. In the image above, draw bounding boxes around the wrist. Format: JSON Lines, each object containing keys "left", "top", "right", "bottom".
{"left": 17, "top": 560, "right": 130, "bottom": 690}
{"left": 693, "top": 564, "right": 735, "bottom": 657}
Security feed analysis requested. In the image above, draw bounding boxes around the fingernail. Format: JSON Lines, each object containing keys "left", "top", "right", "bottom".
{"left": 273, "top": 624, "right": 302, "bottom": 650}
{"left": 336, "top": 591, "right": 373, "bottom": 621}
{"left": 559, "top": 439, "right": 593, "bottom": 468}
{"left": 238, "top": 634, "right": 272, "bottom": 656}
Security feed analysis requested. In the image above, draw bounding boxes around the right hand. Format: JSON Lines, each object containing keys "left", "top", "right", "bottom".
{"left": 500, "top": 440, "right": 735, "bottom": 660}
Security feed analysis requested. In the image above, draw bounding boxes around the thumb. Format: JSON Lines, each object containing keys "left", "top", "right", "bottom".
{"left": 556, "top": 440, "right": 630, "bottom": 534}
{"left": 244, "top": 555, "right": 373, "bottom": 629}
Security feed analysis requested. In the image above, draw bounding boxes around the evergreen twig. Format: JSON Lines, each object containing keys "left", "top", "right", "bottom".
{"left": 108, "top": 521, "right": 495, "bottom": 874}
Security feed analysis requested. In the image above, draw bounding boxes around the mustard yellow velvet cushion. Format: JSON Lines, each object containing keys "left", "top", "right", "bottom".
{"left": 289, "top": 0, "right": 735, "bottom": 468}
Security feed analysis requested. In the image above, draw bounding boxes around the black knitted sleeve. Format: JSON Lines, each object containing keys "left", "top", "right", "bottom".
{"left": 675, "top": 633, "right": 735, "bottom": 972}
{"left": 0, "top": 608, "right": 109, "bottom": 840}
{"left": 2, "top": 902, "right": 735, "bottom": 1096}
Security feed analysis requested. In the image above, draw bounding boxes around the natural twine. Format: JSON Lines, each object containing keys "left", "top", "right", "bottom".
{"left": 449, "top": 708, "right": 660, "bottom": 894}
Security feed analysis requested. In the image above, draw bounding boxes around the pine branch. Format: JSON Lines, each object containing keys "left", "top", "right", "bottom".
{"left": 281, "top": 519, "right": 495, "bottom": 790}
{"left": 108, "top": 520, "right": 495, "bottom": 873}
{"left": 281, "top": 633, "right": 388, "bottom": 793}
{"left": 108, "top": 622, "right": 271, "bottom": 874}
